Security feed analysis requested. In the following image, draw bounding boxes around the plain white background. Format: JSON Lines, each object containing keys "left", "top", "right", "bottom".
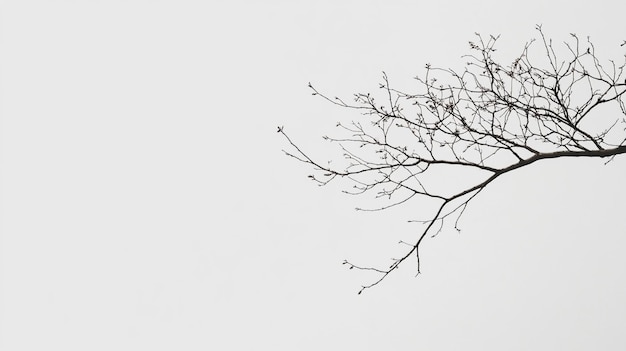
{"left": 1, "top": 1, "right": 625, "bottom": 350}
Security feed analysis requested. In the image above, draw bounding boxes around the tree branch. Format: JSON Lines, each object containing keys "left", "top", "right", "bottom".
{"left": 279, "top": 27, "right": 626, "bottom": 293}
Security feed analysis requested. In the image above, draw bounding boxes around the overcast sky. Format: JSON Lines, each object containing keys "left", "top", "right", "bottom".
{"left": 1, "top": 1, "right": 625, "bottom": 350}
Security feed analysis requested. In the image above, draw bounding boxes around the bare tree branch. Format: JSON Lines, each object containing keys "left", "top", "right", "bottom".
{"left": 279, "top": 26, "right": 626, "bottom": 294}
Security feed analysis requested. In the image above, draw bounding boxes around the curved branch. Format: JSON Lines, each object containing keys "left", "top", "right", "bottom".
{"left": 280, "top": 27, "right": 626, "bottom": 293}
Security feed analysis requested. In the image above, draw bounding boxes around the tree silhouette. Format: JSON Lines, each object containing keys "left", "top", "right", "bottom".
{"left": 279, "top": 26, "right": 626, "bottom": 294}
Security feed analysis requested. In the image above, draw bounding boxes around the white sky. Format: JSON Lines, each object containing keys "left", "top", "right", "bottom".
{"left": 1, "top": 1, "right": 625, "bottom": 350}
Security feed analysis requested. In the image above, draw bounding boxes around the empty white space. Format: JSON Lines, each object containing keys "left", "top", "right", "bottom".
{"left": 1, "top": 1, "right": 625, "bottom": 350}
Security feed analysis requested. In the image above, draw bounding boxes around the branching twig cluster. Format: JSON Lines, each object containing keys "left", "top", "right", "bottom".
{"left": 279, "top": 26, "right": 626, "bottom": 294}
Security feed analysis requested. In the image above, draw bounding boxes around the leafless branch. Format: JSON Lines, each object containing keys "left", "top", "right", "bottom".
{"left": 279, "top": 27, "right": 626, "bottom": 293}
